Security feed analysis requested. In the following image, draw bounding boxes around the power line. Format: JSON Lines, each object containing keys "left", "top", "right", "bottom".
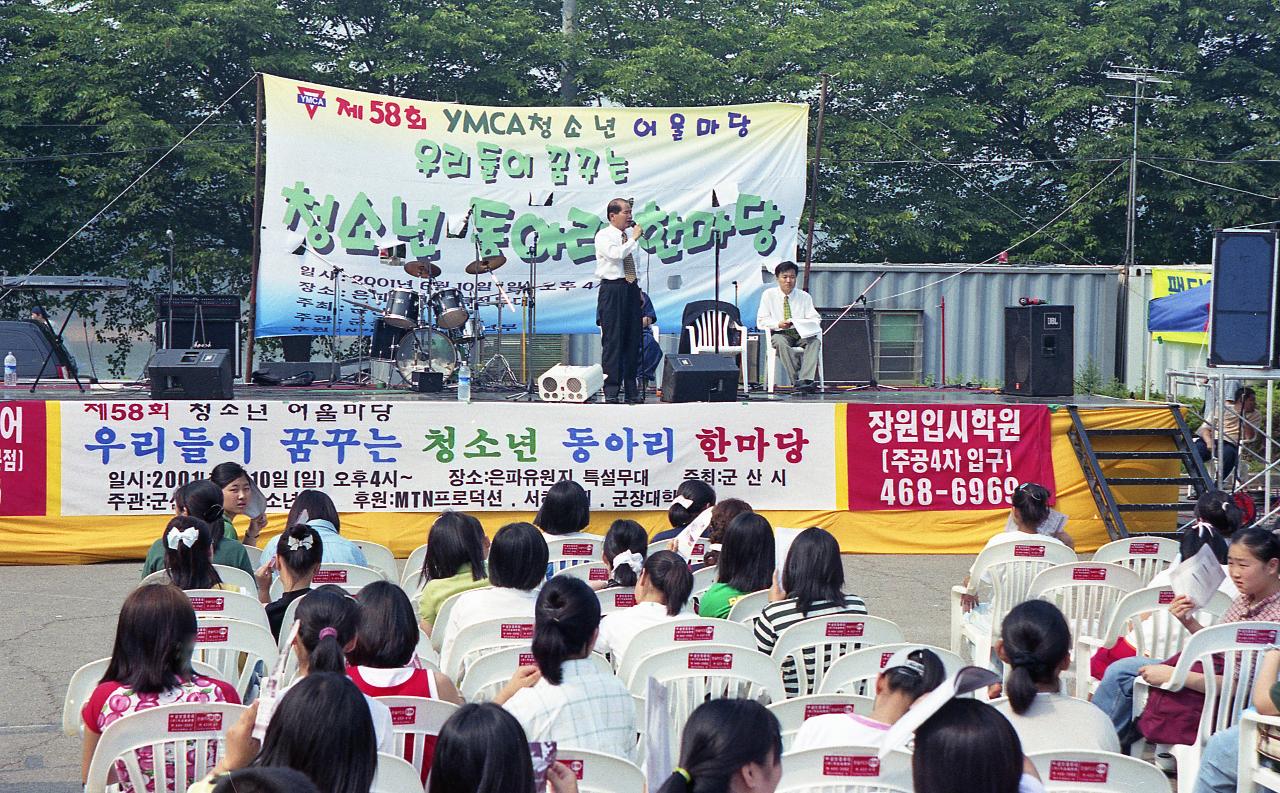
{"left": 1142, "top": 159, "right": 1280, "bottom": 201}
{"left": 0, "top": 139, "right": 249, "bottom": 165}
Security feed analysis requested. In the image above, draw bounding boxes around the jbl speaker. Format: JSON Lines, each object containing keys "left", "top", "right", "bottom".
{"left": 1003, "top": 305, "right": 1074, "bottom": 397}
{"left": 156, "top": 294, "right": 242, "bottom": 375}
{"left": 661, "top": 354, "right": 739, "bottom": 403}
{"left": 818, "top": 308, "right": 873, "bottom": 383}
{"left": 1209, "top": 229, "right": 1279, "bottom": 367}
{"left": 148, "top": 349, "right": 234, "bottom": 400}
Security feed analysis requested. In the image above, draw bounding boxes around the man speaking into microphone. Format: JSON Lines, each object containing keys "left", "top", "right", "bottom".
{"left": 594, "top": 197, "right": 644, "bottom": 404}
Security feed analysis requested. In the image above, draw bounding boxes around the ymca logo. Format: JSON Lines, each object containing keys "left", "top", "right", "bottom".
{"left": 296, "top": 86, "right": 327, "bottom": 119}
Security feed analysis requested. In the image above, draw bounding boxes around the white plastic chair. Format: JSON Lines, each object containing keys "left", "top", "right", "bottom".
{"left": 950, "top": 537, "right": 1078, "bottom": 666}
{"left": 771, "top": 615, "right": 906, "bottom": 697}
{"left": 768, "top": 694, "right": 875, "bottom": 751}
{"left": 1071, "top": 586, "right": 1232, "bottom": 699}
{"left": 83, "top": 701, "right": 247, "bottom": 793}
{"left": 1132, "top": 620, "right": 1278, "bottom": 793}
{"left": 63, "top": 657, "right": 220, "bottom": 737}
{"left": 597, "top": 587, "right": 639, "bottom": 615}
{"left": 191, "top": 617, "right": 278, "bottom": 701}
{"left": 185, "top": 588, "right": 270, "bottom": 631}
{"left": 556, "top": 747, "right": 646, "bottom": 793}
{"left": 1237, "top": 711, "right": 1280, "bottom": 793}
{"left": 777, "top": 746, "right": 914, "bottom": 793}
{"left": 546, "top": 536, "right": 604, "bottom": 569}
{"left": 818, "top": 643, "right": 965, "bottom": 696}
{"left": 763, "top": 326, "right": 826, "bottom": 394}
{"left": 440, "top": 616, "right": 536, "bottom": 682}
{"left": 558, "top": 562, "right": 613, "bottom": 586}
{"left": 243, "top": 544, "right": 263, "bottom": 569}
{"left": 372, "top": 751, "right": 426, "bottom": 793}
{"left": 686, "top": 310, "right": 749, "bottom": 393}
{"left": 616, "top": 617, "right": 758, "bottom": 685}
{"left": 271, "top": 562, "right": 382, "bottom": 599}
{"left": 690, "top": 565, "right": 719, "bottom": 601}
{"left": 647, "top": 539, "right": 670, "bottom": 557}
{"left": 401, "top": 544, "right": 429, "bottom": 590}
{"left": 458, "top": 646, "right": 615, "bottom": 702}
{"left": 212, "top": 564, "right": 257, "bottom": 594}
{"left": 727, "top": 590, "right": 772, "bottom": 624}
{"left": 377, "top": 696, "right": 458, "bottom": 778}
{"left": 352, "top": 540, "right": 398, "bottom": 581}
{"left": 429, "top": 589, "right": 483, "bottom": 652}
{"left": 1029, "top": 749, "right": 1171, "bottom": 792}
{"left": 1091, "top": 536, "right": 1181, "bottom": 585}
{"left": 276, "top": 594, "right": 307, "bottom": 654}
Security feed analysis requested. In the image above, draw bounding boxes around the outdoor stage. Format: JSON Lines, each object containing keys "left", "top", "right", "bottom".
{"left": 0, "top": 383, "right": 1183, "bottom": 565}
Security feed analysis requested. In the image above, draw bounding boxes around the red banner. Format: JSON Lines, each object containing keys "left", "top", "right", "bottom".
{"left": 0, "top": 401, "right": 47, "bottom": 516}
{"left": 845, "top": 404, "right": 1055, "bottom": 511}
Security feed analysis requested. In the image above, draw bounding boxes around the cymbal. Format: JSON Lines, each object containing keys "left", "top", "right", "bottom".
{"left": 465, "top": 255, "right": 507, "bottom": 275}
{"left": 404, "top": 260, "right": 442, "bottom": 278}
{"left": 342, "top": 298, "right": 381, "bottom": 312}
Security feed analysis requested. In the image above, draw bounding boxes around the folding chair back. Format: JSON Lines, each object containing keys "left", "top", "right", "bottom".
{"left": 276, "top": 594, "right": 307, "bottom": 654}
{"left": 557, "top": 561, "right": 613, "bottom": 586}
{"left": 212, "top": 564, "right": 257, "bottom": 595}
{"left": 352, "top": 540, "right": 398, "bottom": 581}
{"left": 818, "top": 643, "right": 964, "bottom": 696}
{"left": 270, "top": 562, "right": 381, "bottom": 599}
{"left": 440, "top": 616, "right": 537, "bottom": 682}
{"left": 459, "top": 646, "right": 615, "bottom": 702}
{"left": 429, "top": 589, "right": 486, "bottom": 652}
{"left": 185, "top": 588, "right": 270, "bottom": 631}
{"left": 556, "top": 748, "right": 646, "bottom": 793}
{"left": 63, "top": 657, "right": 219, "bottom": 737}
{"left": 771, "top": 615, "right": 906, "bottom": 696}
{"left": 777, "top": 746, "right": 915, "bottom": 793}
{"left": 376, "top": 696, "right": 459, "bottom": 778}
{"left": 1029, "top": 564, "right": 1144, "bottom": 690}
{"left": 690, "top": 564, "right": 720, "bottom": 605}
{"left": 1091, "top": 537, "right": 1181, "bottom": 585}
{"left": 1171, "top": 620, "right": 1277, "bottom": 745}
{"left": 401, "top": 544, "right": 428, "bottom": 590}
{"left": 727, "top": 590, "right": 772, "bottom": 624}
{"left": 83, "top": 701, "right": 247, "bottom": 793}
{"left": 1028, "top": 749, "right": 1171, "bottom": 792}
{"left": 768, "top": 694, "right": 875, "bottom": 751}
{"left": 372, "top": 751, "right": 425, "bottom": 793}
{"left": 616, "top": 618, "right": 757, "bottom": 684}
{"left": 243, "top": 544, "right": 263, "bottom": 569}
{"left": 647, "top": 539, "right": 670, "bottom": 557}
{"left": 546, "top": 536, "right": 603, "bottom": 572}
{"left": 191, "top": 617, "right": 278, "bottom": 700}
{"left": 597, "top": 586, "right": 639, "bottom": 615}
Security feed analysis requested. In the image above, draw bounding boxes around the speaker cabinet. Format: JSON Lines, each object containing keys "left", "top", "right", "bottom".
{"left": 661, "top": 354, "right": 739, "bottom": 403}
{"left": 818, "top": 308, "right": 873, "bottom": 383}
{"left": 148, "top": 349, "right": 235, "bottom": 400}
{"left": 156, "top": 294, "right": 241, "bottom": 375}
{"left": 1003, "top": 305, "right": 1074, "bottom": 397}
{"left": 1209, "top": 229, "right": 1279, "bottom": 368}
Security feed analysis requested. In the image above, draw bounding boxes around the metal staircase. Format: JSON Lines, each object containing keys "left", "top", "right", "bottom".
{"left": 1067, "top": 404, "right": 1214, "bottom": 540}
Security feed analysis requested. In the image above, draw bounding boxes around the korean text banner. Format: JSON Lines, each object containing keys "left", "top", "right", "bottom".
{"left": 845, "top": 404, "right": 1055, "bottom": 511}
{"left": 60, "top": 400, "right": 836, "bottom": 516}
{"left": 258, "top": 74, "right": 809, "bottom": 337}
{"left": 0, "top": 402, "right": 47, "bottom": 516}
{"left": 1150, "top": 267, "right": 1211, "bottom": 345}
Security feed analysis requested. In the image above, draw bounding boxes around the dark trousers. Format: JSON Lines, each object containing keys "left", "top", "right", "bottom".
{"left": 1194, "top": 437, "right": 1240, "bottom": 482}
{"left": 597, "top": 279, "right": 641, "bottom": 398}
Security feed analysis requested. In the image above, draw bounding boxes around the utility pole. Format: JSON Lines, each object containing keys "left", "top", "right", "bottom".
{"left": 560, "top": 0, "right": 577, "bottom": 103}
{"left": 1104, "top": 65, "right": 1179, "bottom": 266}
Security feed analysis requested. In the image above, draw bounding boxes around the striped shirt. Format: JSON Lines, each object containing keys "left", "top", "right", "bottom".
{"left": 754, "top": 594, "right": 869, "bottom": 696}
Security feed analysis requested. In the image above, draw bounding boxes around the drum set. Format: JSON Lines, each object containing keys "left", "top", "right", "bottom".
{"left": 342, "top": 254, "right": 522, "bottom": 390}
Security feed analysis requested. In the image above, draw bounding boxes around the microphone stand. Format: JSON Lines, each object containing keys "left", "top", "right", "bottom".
{"left": 166, "top": 229, "right": 176, "bottom": 349}
{"left": 508, "top": 231, "right": 540, "bottom": 401}
{"left": 327, "top": 263, "right": 344, "bottom": 387}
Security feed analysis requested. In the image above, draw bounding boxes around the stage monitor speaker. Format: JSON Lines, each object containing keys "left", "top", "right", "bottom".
{"left": 661, "top": 354, "right": 739, "bottom": 403}
{"left": 818, "top": 308, "right": 873, "bottom": 383}
{"left": 1209, "top": 229, "right": 1279, "bottom": 368}
{"left": 538, "top": 364, "right": 604, "bottom": 402}
{"left": 157, "top": 317, "right": 241, "bottom": 376}
{"left": 148, "top": 349, "right": 234, "bottom": 400}
{"left": 1003, "top": 305, "right": 1074, "bottom": 397}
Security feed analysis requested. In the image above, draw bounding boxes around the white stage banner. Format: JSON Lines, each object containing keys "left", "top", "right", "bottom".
{"left": 257, "top": 74, "right": 808, "bottom": 337}
{"left": 60, "top": 401, "right": 836, "bottom": 515}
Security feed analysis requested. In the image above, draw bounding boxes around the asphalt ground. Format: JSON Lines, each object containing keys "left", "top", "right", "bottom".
{"left": 0, "top": 553, "right": 971, "bottom": 792}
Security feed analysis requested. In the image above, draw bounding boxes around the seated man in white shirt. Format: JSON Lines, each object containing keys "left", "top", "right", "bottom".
{"left": 757, "top": 260, "right": 821, "bottom": 393}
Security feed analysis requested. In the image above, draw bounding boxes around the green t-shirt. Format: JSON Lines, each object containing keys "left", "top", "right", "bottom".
{"left": 698, "top": 582, "right": 747, "bottom": 619}
{"left": 140, "top": 516, "right": 252, "bottom": 578}
{"left": 417, "top": 565, "right": 489, "bottom": 625}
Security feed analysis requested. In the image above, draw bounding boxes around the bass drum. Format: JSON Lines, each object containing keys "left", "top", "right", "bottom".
{"left": 394, "top": 327, "right": 459, "bottom": 380}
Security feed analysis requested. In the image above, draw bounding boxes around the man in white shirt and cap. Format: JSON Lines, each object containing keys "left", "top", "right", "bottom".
{"left": 593, "top": 198, "right": 645, "bottom": 403}
{"left": 757, "top": 260, "right": 822, "bottom": 393}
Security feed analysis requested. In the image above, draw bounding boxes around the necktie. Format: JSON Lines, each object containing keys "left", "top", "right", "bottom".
{"left": 622, "top": 230, "right": 637, "bottom": 284}
{"left": 783, "top": 295, "right": 792, "bottom": 321}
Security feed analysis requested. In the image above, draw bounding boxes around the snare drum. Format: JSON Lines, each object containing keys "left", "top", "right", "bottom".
{"left": 456, "top": 318, "right": 486, "bottom": 344}
{"left": 429, "top": 288, "right": 469, "bottom": 330}
{"left": 382, "top": 289, "right": 419, "bottom": 329}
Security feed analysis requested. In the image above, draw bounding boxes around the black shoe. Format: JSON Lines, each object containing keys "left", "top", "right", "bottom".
{"left": 625, "top": 393, "right": 644, "bottom": 404}
{"left": 601, "top": 390, "right": 621, "bottom": 404}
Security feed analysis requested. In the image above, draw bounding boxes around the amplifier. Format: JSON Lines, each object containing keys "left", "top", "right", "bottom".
{"left": 148, "top": 349, "right": 234, "bottom": 400}
{"left": 818, "top": 308, "right": 873, "bottom": 384}
{"left": 155, "top": 294, "right": 241, "bottom": 321}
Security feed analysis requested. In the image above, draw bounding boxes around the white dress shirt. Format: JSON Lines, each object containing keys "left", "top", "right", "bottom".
{"left": 440, "top": 585, "right": 541, "bottom": 651}
{"left": 757, "top": 286, "right": 821, "bottom": 339}
{"left": 504, "top": 657, "right": 638, "bottom": 760}
{"left": 594, "top": 225, "right": 639, "bottom": 280}
{"left": 595, "top": 600, "right": 691, "bottom": 663}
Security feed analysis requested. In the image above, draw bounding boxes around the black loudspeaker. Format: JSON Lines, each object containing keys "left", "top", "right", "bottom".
{"left": 661, "top": 354, "right": 739, "bottom": 403}
{"left": 148, "top": 349, "right": 235, "bottom": 400}
{"left": 818, "top": 308, "right": 873, "bottom": 383}
{"left": 412, "top": 371, "right": 444, "bottom": 393}
{"left": 1209, "top": 229, "right": 1279, "bottom": 368}
{"left": 1003, "top": 305, "right": 1074, "bottom": 397}
{"left": 156, "top": 294, "right": 242, "bottom": 375}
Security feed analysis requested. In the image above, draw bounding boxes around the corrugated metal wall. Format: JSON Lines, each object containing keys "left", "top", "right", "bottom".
{"left": 1123, "top": 265, "right": 1211, "bottom": 396}
{"left": 565, "top": 263, "right": 1123, "bottom": 387}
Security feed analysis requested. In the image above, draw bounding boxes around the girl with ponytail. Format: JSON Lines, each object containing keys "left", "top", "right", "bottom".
{"left": 159, "top": 516, "right": 224, "bottom": 591}
{"left": 656, "top": 699, "right": 782, "bottom": 793}
{"left": 596, "top": 550, "right": 694, "bottom": 663}
{"left": 141, "top": 479, "right": 253, "bottom": 579}
{"left": 596, "top": 519, "right": 648, "bottom": 590}
{"left": 993, "top": 601, "right": 1119, "bottom": 753}
{"left": 496, "top": 577, "right": 637, "bottom": 761}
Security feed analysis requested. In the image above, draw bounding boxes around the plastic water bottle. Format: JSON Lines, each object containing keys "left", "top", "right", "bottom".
{"left": 3, "top": 352, "right": 15, "bottom": 387}
{"left": 457, "top": 362, "right": 471, "bottom": 402}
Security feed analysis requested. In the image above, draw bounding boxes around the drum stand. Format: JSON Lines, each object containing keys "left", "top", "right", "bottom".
{"left": 471, "top": 235, "right": 519, "bottom": 389}
{"left": 507, "top": 233, "right": 540, "bottom": 401}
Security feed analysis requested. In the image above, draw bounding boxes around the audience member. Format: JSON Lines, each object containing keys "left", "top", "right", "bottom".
{"left": 1193, "top": 647, "right": 1280, "bottom": 793}
{"left": 80, "top": 585, "right": 240, "bottom": 793}
{"left": 1006, "top": 482, "right": 1074, "bottom": 549}
{"left": 497, "top": 576, "right": 637, "bottom": 760}
{"left": 755, "top": 526, "right": 868, "bottom": 654}
{"left": 597, "top": 518, "right": 648, "bottom": 590}
{"left": 652, "top": 479, "right": 716, "bottom": 543}
{"left": 141, "top": 480, "right": 253, "bottom": 578}
{"left": 427, "top": 703, "right": 579, "bottom": 793}
{"left": 655, "top": 699, "right": 782, "bottom": 793}
{"left": 792, "top": 647, "right": 945, "bottom": 750}
{"left": 440, "top": 521, "right": 546, "bottom": 650}
{"left": 535, "top": 480, "right": 593, "bottom": 539}
{"left": 992, "top": 600, "right": 1119, "bottom": 753}
{"left": 958, "top": 492, "right": 1070, "bottom": 623}
{"left": 156, "top": 516, "right": 226, "bottom": 591}
{"left": 210, "top": 768, "right": 320, "bottom": 793}
{"left": 1194, "top": 385, "right": 1261, "bottom": 484}
{"left": 255, "top": 524, "right": 323, "bottom": 639}
{"left": 912, "top": 698, "right": 1043, "bottom": 793}
{"left": 417, "top": 511, "right": 489, "bottom": 634}
{"left": 693, "top": 497, "right": 753, "bottom": 568}
{"left": 699, "top": 513, "right": 775, "bottom": 618}
{"left": 211, "top": 462, "right": 268, "bottom": 548}
{"left": 268, "top": 489, "right": 367, "bottom": 567}
{"left": 596, "top": 550, "right": 694, "bottom": 663}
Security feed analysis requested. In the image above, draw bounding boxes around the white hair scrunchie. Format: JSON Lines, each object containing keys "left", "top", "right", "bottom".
{"left": 611, "top": 551, "right": 645, "bottom": 575}
{"left": 166, "top": 526, "right": 199, "bottom": 550}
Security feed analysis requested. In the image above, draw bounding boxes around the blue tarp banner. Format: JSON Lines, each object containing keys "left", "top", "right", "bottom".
{"left": 1148, "top": 282, "right": 1210, "bottom": 334}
